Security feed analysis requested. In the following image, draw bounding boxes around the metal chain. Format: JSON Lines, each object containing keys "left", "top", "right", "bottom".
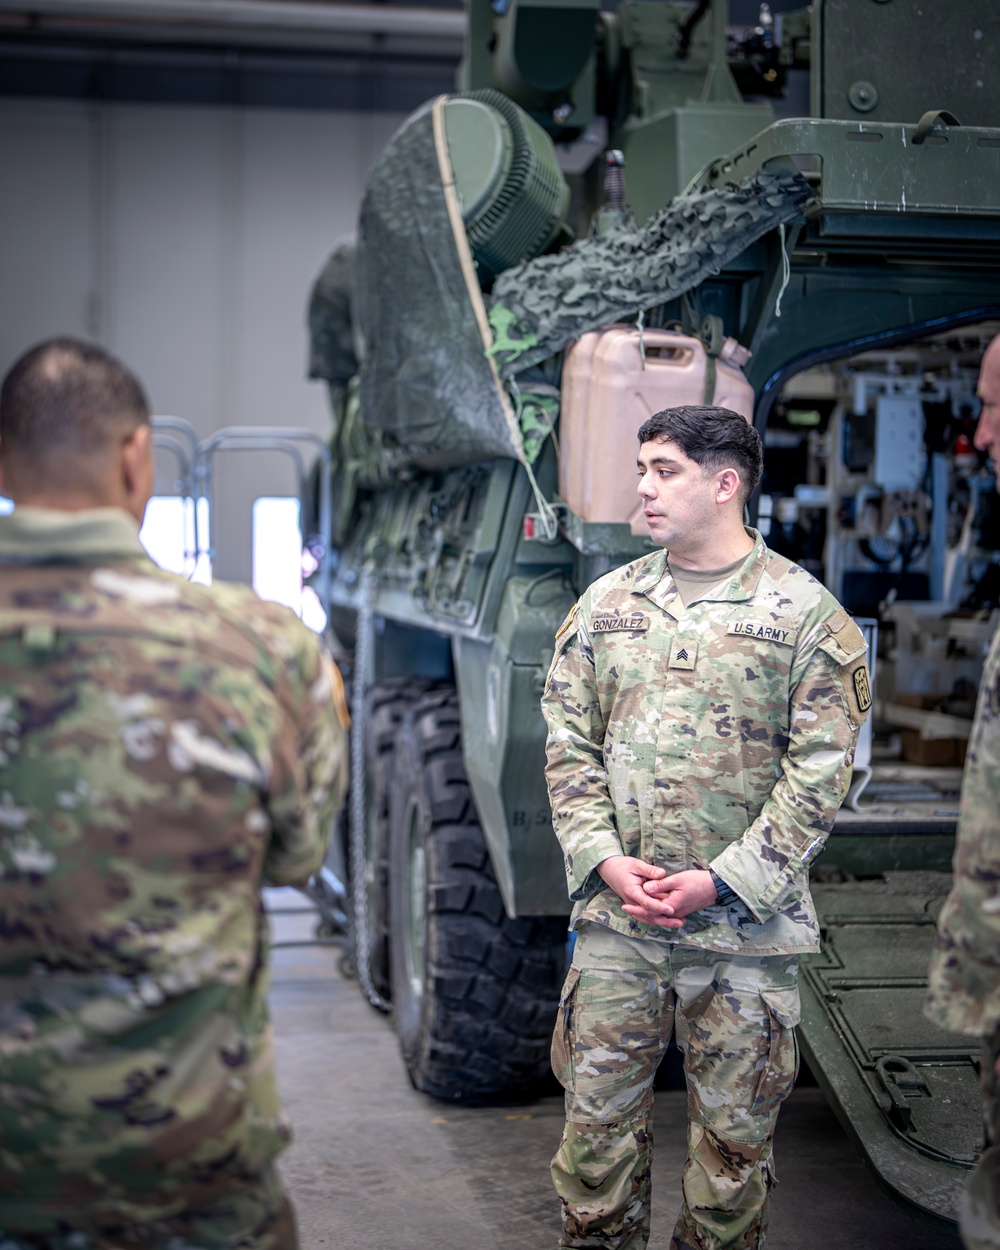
{"left": 349, "top": 563, "right": 392, "bottom": 1013}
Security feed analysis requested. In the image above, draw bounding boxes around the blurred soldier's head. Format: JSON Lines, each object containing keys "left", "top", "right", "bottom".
{"left": 0, "top": 337, "right": 153, "bottom": 523}
{"left": 974, "top": 332, "right": 1000, "bottom": 490}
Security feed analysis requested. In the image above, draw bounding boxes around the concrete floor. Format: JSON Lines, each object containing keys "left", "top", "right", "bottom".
{"left": 265, "top": 890, "right": 962, "bottom": 1250}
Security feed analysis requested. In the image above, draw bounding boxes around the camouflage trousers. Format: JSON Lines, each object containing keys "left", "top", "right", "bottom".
{"left": 551, "top": 922, "right": 800, "bottom": 1250}
{"left": 960, "top": 1025, "right": 1000, "bottom": 1250}
{"left": 0, "top": 1163, "right": 298, "bottom": 1250}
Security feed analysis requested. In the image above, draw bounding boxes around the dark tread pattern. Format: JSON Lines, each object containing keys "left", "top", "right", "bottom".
{"left": 389, "top": 687, "right": 567, "bottom": 1104}
{"left": 363, "top": 677, "right": 446, "bottom": 999}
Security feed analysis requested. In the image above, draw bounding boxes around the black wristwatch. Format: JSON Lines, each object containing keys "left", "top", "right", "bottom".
{"left": 708, "top": 868, "right": 738, "bottom": 906}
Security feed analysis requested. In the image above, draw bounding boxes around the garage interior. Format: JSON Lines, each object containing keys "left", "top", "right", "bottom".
{"left": 2, "top": 1, "right": 999, "bottom": 1246}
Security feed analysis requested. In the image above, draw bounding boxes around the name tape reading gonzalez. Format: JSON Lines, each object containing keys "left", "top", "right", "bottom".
{"left": 589, "top": 612, "right": 650, "bottom": 634}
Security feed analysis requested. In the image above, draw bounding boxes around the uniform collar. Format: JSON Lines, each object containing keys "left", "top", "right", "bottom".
{"left": 0, "top": 506, "right": 149, "bottom": 563}
{"left": 632, "top": 528, "right": 768, "bottom": 610}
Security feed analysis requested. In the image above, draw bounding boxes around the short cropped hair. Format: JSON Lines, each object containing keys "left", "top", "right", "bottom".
{"left": 637, "top": 405, "right": 762, "bottom": 504}
{"left": 0, "top": 338, "right": 150, "bottom": 484}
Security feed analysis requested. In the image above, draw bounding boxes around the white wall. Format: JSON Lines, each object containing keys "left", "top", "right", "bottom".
{"left": 0, "top": 96, "right": 406, "bottom": 582}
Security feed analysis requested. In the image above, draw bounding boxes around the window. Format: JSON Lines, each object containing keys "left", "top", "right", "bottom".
{"left": 252, "top": 496, "right": 327, "bottom": 632}
{"left": 139, "top": 496, "right": 211, "bottom": 584}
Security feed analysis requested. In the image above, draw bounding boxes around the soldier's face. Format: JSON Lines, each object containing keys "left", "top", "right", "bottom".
{"left": 636, "top": 438, "right": 718, "bottom": 549}
{"left": 974, "top": 339, "right": 1000, "bottom": 490}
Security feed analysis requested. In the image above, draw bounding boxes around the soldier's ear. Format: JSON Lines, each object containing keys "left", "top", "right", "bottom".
{"left": 0, "top": 439, "right": 16, "bottom": 504}
{"left": 121, "top": 423, "right": 153, "bottom": 523}
{"left": 716, "top": 467, "right": 742, "bottom": 505}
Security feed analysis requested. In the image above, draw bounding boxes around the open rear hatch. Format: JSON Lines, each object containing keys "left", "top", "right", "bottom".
{"left": 800, "top": 869, "right": 981, "bottom": 1231}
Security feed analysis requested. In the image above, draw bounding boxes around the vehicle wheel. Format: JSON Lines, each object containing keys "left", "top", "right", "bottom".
{"left": 388, "top": 686, "right": 567, "bottom": 1102}
{"left": 361, "top": 677, "right": 442, "bottom": 1000}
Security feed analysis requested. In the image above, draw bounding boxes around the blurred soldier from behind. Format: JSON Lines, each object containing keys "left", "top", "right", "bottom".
{"left": 927, "top": 331, "right": 1000, "bottom": 1250}
{"left": 0, "top": 338, "right": 349, "bottom": 1249}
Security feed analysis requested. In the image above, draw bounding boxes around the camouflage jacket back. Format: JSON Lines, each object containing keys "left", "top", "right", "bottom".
{"left": 0, "top": 507, "right": 348, "bottom": 1232}
{"left": 541, "top": 530, "right": 869, "bottom": 956}
{"left": 926, "top": 623, "right": 1000, "bottom": 1036}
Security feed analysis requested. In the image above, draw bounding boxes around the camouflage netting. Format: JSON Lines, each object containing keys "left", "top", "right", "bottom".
{"left": 350, "top": 94, "right": 813, "bottom": 466}
{"left": 355, "top": 100, "right": 524, "bottom": 468}
{"left": 308, "top": 238, "right": 359, "bottom": 388}
{"left": 487, "top": 169, "right": 814, "bottom": 377}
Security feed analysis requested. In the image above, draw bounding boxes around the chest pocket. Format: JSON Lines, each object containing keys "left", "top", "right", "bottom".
{"left": 724, "top": 617, "right": 799, "bottom": 694}
{"left": 588, "top": 611, "right": 652, "bottom": 683}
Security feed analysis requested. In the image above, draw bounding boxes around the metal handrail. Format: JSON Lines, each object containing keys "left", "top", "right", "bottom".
{"left": 151, "top": 415, "right": 202, "bottom": 578}
{"left": 195, "top": 426, "right": 333, "bottom": 624}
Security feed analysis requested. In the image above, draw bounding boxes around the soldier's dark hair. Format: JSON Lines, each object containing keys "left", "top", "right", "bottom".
{"left": 0, "top": 337, "right": 150, "bottom": 485}
{"left": 637, "top": 405, "right": 762, "bottom": 505}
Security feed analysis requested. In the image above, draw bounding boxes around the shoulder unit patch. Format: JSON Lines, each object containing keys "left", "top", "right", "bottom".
{"left": 852, "top": 664, "right": 872, "bottom": 715}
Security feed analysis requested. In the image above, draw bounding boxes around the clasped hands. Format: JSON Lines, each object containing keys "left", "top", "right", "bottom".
{"left": 596, "top": 854, "right": 719, "bottom": 929}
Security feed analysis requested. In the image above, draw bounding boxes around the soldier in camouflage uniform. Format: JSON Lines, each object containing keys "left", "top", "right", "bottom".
{"left": 541, "top": 406, "right": 870, "bottom": 1250}
{"left": 0, "top": 339, "right": 349, "bottom": 1249}
{"left": 927, "top": 332, "right": 1000, "bottom": 1250}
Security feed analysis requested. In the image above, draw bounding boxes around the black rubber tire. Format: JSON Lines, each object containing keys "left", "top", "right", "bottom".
{"left": 361, "top": 677, "right": 443, "bottom": 1000}
{"left": 388, "top": 686, "right": 567, "bottom": 1103}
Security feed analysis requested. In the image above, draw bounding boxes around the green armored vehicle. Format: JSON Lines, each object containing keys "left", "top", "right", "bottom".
{"left": 306, "top": 0, "right": 1000, "bottom": 1230}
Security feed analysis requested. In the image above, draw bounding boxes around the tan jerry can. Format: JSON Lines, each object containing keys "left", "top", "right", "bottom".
{"left": 559, "top": 326, "right": 754, "bottom": 535}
